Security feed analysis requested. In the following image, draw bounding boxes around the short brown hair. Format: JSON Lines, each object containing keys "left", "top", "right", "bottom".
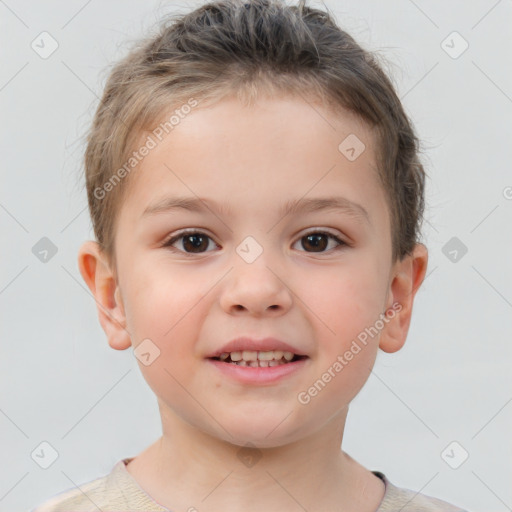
{"left": 84, "top": 0, "right": 426, "bottom": 279}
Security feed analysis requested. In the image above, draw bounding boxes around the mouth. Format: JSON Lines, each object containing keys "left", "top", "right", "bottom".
{"left": 207, "top": 350, "right": 310, "bottom": 384}
{"left": 209, "top": 350, "right": 308, "bottom": 367}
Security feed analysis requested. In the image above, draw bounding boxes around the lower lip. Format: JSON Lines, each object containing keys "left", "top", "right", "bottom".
{"left": 207, "top": 358, "right": 309, "bottom": 384}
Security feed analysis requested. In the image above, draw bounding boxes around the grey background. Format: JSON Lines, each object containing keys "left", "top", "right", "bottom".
{"left": 1, "top": 1, "right": 511, "bottom": 511}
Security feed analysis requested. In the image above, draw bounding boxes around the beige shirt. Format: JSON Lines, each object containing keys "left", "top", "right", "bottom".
{"left": 31, "top": 458, "right": 468, "bottom": 512}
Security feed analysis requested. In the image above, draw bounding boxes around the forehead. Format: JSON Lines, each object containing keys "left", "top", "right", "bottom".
{"left": 121, "top": 95, "right": 388, "bottom": 229}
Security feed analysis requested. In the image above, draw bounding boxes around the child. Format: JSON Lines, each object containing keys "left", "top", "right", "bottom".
{"left": 32, "top": 0, "right": 470, "bottom": 510}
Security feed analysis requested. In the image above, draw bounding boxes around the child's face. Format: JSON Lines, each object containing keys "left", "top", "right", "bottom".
{"left": 81, "top": 94, "right": 426, "bottom": 447}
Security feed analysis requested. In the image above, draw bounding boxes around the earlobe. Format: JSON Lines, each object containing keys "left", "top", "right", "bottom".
{"left": 379, "top": 243, "right": 428, "bottom": 353}
{"left": 77, "top": 241, "right": 132, "bottom": 351}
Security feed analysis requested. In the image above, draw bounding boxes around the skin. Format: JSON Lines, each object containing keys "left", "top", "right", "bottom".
{"left": 78, "top": 93, "right": 428, "bottom": 512}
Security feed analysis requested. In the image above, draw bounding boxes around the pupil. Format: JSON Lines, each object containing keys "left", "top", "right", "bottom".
{"left": 184, "top": 234, "right": 207, "bottom": 252}
{"left": 303, "top": 234, "right": 327, "bottom": 252}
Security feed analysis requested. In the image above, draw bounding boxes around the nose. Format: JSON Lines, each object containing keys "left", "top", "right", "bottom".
{"left": 219, "top": 255, "right": 293, "bottom": 317}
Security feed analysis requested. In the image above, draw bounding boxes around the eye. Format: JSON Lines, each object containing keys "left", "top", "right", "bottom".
{"left": 161, "top": 229, "right": 348, "bottom": 255}
{"left": 161, "top": 230, "right": 218, "bottom": 254}
{"left": 293, "top": 230, "right": 347, "bottom": 253}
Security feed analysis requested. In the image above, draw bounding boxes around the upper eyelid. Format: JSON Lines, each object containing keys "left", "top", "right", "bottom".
{"left": 165, "top": 227, "right": 344, "bottom": 238}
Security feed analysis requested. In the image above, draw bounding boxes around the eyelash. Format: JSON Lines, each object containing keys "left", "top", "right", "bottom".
{"left": 160, "top": 228, "right": 348, "bottom": 256}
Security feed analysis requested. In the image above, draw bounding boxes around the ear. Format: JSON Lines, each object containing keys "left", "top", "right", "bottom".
{"left": 77, "top": 240, "right": 132, "bottom": 350}
{"left": 379, "top": 243, "right": 428, "bottom": 353}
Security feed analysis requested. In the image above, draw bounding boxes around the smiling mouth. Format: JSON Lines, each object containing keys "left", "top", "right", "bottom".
{"left": 209, "top": 351, "right": 308, "bottom": 367}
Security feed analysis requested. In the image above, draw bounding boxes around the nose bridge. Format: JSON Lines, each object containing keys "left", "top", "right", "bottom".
{"left": 219, "top": 234, "right": 292, "bottom": 314}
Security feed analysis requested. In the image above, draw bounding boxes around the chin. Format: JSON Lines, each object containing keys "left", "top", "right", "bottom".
{"left": 210, "top": 416, "right": 302, "bottom": 450}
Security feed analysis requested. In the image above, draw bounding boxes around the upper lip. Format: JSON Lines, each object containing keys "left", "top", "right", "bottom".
{"left": 207, "top": 337, "right": 308, "bottom": 358}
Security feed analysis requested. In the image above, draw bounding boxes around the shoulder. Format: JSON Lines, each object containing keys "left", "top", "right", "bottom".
{"left": 30, "top": 458, "right": 166, "bottom": 512}
{"left": 374, "top": 471, "right": 470, "bottom": 512}
{"left": 30, "top": 470, "right": 111, "bottom": 512}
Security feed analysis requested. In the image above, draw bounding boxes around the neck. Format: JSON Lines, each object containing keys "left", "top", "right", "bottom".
{"left": 126, "top": 404, "right": 385, "bottom": 512}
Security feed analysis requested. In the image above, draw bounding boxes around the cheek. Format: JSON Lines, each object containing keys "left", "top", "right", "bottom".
{"left": 123, "top": 270, "right": 205, "bottom": 407}
{"left": 122, "top": 268, "right": 203, "bottom": 354}
{"left": 303, "top": 263, "right": 386, "bottom": 342}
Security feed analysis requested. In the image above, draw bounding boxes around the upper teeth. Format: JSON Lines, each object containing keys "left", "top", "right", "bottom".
{"left": 219, "top": 350, "right": 295, "bottom": 362}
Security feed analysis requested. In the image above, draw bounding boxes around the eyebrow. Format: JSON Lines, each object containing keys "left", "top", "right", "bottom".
{"left": 142, "top": 195, "right": 370, "bottom": 224}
